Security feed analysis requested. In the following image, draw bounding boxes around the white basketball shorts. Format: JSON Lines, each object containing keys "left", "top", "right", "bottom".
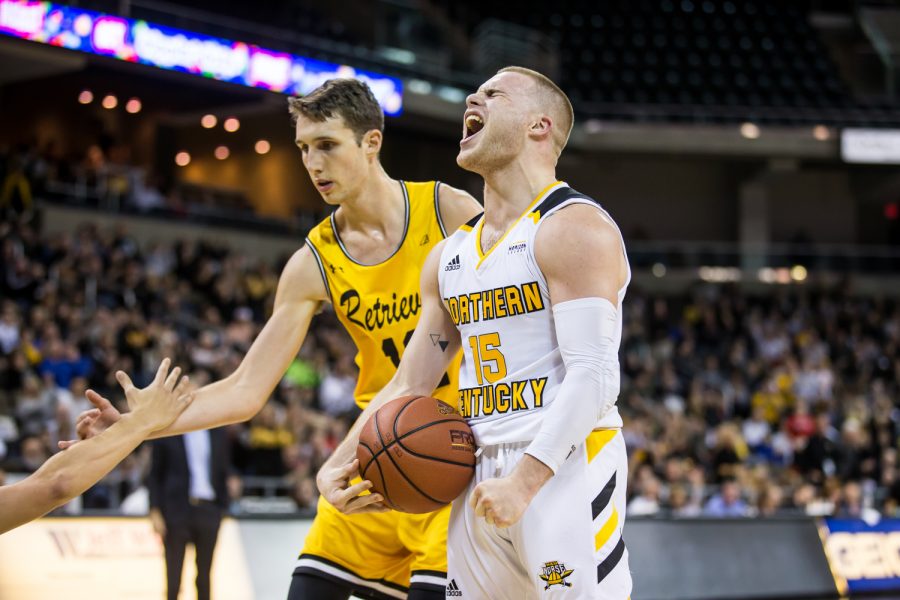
{"left": 446, "top": 430, "right": 631, "bottom": 599}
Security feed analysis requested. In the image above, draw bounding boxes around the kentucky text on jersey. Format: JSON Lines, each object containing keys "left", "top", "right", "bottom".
{"left": 457, "top": 376, "right": 548, "bottom": 418}
{"left": 339, "top": 289, "right": 421, "bottom": 331}
{"left": 444, "top": 282, "right": 545, "bottom": 326}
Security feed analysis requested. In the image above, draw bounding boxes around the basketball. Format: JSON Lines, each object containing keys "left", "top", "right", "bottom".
{"left": 356, "top": 395, "right": 476, "bottom": 514}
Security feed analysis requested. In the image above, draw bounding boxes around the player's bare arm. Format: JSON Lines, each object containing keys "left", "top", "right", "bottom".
{"left": 437, "top": 183, "right": 483, "bottom": 231}
{"left": 63, "top": 246, "right": 327, "bottom": 447}
{"left": 1, "top": 359, "right": 193, "bottom": 534}
{"left": 470, "top": 204, "right": 627, "bottom": 528}
{"left": 317, "top": 240, "right": 461, "bottom": 514}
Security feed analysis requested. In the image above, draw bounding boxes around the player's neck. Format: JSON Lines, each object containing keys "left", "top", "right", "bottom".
{"left": 337, "top": 166, "right": 401, "bottom": 231}
{"left": 481, "top": 158, "right": 556, "bottom": 229}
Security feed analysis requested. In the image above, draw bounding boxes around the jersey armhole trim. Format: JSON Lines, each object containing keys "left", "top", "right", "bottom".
{"left": 433, "top": 181, "right": 448, "bottom": 238}
{"left": 304, "top": 238, "right": 333, "bottom": 304}
{"left": 460, "top": 212, "right": 483, "bottom": 232}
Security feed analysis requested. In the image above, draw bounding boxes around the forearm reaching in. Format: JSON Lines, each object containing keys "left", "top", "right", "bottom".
{"left": 60, "top": 247, "right": 325, "bottom": 448}
{"left": 1, "top": 359, "right": 193, "bottom": 535}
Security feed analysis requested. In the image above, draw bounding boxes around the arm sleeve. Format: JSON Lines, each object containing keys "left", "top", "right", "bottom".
{"left": 524, "top": 297, "right": 621, "bottom": 474}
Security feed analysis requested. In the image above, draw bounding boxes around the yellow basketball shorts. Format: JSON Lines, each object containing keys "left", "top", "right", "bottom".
{"left": 293, "top": 495, "right": 450, "bottom": 599}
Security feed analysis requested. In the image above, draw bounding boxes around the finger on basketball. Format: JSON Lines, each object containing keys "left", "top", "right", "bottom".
{"left": 340, "top": 479, "right": 372, "bottom": 502}
{"left": 345, "top": 494, "right": 389, "bottom": 514}
{"left": 341, "top": 459, "right": 361, "bottom": 479}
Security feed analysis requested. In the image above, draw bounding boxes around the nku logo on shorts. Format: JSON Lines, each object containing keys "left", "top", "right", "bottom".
{"left": 539, "top": 561, "right": 574, "bottom": 589}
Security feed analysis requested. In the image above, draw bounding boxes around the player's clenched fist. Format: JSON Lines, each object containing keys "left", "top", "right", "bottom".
{"left": 470, "top": 476, "right": 533, "bottom": 529}
{"left": 470, "top": 454, "right": 553, "bottom": 528}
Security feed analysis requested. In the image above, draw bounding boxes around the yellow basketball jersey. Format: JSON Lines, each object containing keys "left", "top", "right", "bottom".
{"left": 306, "top": 180, "right": 461, "bottom": 409}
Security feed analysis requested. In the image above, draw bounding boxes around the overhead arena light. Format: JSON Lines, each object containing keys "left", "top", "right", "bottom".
{"left": 740, "top": 122, "right": 760, "bottom": 139}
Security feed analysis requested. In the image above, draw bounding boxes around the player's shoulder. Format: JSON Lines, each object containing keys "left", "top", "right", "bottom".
{"left": 530, "top": 185, "right": 601, "bottom": 222}
{"left": 305, "top": 211, "right": 335, "bottom": 245}
{"left": 534, "top": 192, "right": 621, "bottom": 264}
{"left": 436, "top": 182, "right": 482, "bottom": 232}
{"left": 538, "top": 203, "right": 619, "bottom": 242}
{"left": 279, "top": 244, "right": 330, "bottom": 302}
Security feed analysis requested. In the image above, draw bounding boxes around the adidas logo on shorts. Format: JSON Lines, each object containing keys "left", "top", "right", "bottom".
{"left": 446, "top": 578, "right": 463, "bottom": 596}
{"left": 444, "top": 254, "right": 461, "bottom": 271}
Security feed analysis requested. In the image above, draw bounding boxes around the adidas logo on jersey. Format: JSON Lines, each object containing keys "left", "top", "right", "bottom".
{"left": 444, "top": 254, "right": 461, "bottom": 271}
{"left": 446, "top": 579, "right": 463, "bottom": 596}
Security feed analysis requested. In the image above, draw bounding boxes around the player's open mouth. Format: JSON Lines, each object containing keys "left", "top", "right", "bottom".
{"left": 461, "top": 113, "right": 484, "bottom": 144}
{"left": 316, "top": 180, "right": 334, "bottom": 192}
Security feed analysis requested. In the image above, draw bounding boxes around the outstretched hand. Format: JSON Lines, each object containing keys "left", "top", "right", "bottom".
{"left": 58, "top": 390, "right": 121, "bottom": 450}
{"left": 122, "top": 358, "right": 194, "bottom": 431}
{"left": 58, "top": 359, "right": 192, "bottom": 449}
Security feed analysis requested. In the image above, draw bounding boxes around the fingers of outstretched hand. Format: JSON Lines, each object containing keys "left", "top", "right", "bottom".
{"left": 176, "top": 392, "right": 195, "bottom": 413}
{"left": 115, "top": 370, "right": 136, "bottom": 394}
{"left": 153, "top": 358, "right": 171, "bottom": 385}
{"left": 85, "top": 390, "right": 113, "bottom": 411}
{"left": 163, "top": 366, "right": 182, "bottom": 392}
{"left": 57, "top": 439, "right": 78, "bottom": 450}
{"left": 174, "top": 375, "right": 191, "bottom": 396}
{"left": 75, "top": 412, "right": 99, "bottom": 438}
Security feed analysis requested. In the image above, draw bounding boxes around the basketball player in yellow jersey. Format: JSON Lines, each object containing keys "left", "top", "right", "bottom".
{"left": 65, "top": 79, "right": 481, "bottom": 600}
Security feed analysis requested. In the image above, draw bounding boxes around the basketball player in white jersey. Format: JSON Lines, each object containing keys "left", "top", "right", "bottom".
{"left": 318, "top": 66, "right": 632, "bottom": 599}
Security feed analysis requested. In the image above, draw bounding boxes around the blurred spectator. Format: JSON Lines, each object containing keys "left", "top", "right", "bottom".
{"left": 627, "top": 475, "right": 662, "bottom": 516}
{"left": 755, "top": 484, "right": 784, "bottom": 517}
{"left": 703, "top": 480, "right": 749, "bottom": 517}
{"left": 318, "top": 355, "right": 358, "bottom": 418}
{"left": 242, "top": 403, "right": 295, "bottom": 477}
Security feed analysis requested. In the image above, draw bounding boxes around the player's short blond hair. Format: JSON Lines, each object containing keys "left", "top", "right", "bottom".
{"left": 497, "top": 66, "right": 574, "bottom": 156}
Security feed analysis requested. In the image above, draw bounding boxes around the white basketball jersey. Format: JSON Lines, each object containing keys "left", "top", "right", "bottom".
{"left": 438, "top": 182, "right": 630, "bottom": 447}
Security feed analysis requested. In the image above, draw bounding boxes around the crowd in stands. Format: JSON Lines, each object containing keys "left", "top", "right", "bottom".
{"left": 0, "top": 142, "right": 326, "bottom": 235}
{"left": 1, "top": 214, "right": 898, "bottom": 520}
{"left": 0, "top": 217, "right": 356, "bottom": 514}
{"left": 621, "top": 285, "right": 900, "bottom": 520}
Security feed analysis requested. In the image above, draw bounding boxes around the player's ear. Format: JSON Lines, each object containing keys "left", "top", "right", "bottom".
{"left": 528, "top": 115, "right": 552, "bottom": 142}
{"left": 363, "top": 129, "right": 382, "bottom": 157}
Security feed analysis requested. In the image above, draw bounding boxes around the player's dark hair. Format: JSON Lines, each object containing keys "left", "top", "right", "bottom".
{"left": 287, "top": 79, "right": 384, "bottom": 144}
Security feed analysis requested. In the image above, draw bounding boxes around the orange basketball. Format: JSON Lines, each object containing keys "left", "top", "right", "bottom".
{"left": 356, "top": 395, "right": 476, "bottom": 513}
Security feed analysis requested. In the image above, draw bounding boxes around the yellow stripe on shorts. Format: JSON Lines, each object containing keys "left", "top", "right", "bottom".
{"left": 594, "top": 507, "right": 619, "bottom": 551}
{"left": 586, "top": 430, "right": 617, "bottom": 463}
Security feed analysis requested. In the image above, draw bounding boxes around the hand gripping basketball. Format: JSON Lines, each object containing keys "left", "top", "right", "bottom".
{"left": 357, "top": 395, "right": 476, "bottom": 513}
